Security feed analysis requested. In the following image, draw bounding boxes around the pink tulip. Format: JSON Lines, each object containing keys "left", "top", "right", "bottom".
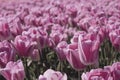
{"left": 104, "top": 66, "right": 112, "bottom": 72}
{"left": 38, "top": 69, "right": 67, "bottom": 80}
{"left": 81, "top": 68, "right": 113, "bottom": 80}
{"left": 12, "top": 35, "right": 36, "bottom": 57}
{"left": 103, "top": 62, "right": 120, "bottom": 80}
{"left": 78, "top": 33, "right": 100, "bottom": 65}
{"left": 65, "top": 43, "right": 86, "bottom": 70}
{"left": 109, "top": 29, "right": 120, "bottom": 50}
{"left": 0, "top": 40, "right": 15, "bottom": 67}
{"left": 111, "top": 62, "right": 120, "bottom": 80}
{"left": 24, "top": 14, "right": 36, "bottom": 25}
{"left": 65, "top": 4, "right": 77, "bottom": 17}
{"left": 56, "top": 41, "right": 68, "bottom": 61}
{"left": 0, "top": 20, "right": 12, "bottom": 41}
{"left": 51, "top": 24, "right": 64, "bottom": 34}
{"left": 9, "top": 17, "right": 23, "bottom": 37}
{"left": 19, "top": 8, "right": 29, "bottom": 21}
{"left": 22, "top": 27, "right": 48, "bottom": 49}
{"left": 49, "top": 32, "right": 64, "bottom": 47}
{"left": 50, "top": 25, "right": 67, "bottom": 41}
{"left": 88, "top": 26, "right": 106, "bottom": 42}
{"left": 39, "top": 75, "right": 47, "bottom": 80}
{"left": 71, "top": 31, "right": 86, "bottom": 43}
{"left": 0, "top": 60, "right": 25, "bottom": 80}
{"left": 30, "top": 7, "right": 42, "bottom": 16}
{"left": 55, "top": 13, "right": 69, "bottom": 25}
{"left": 30, "top": 49, "right": 40, "bottom": 61}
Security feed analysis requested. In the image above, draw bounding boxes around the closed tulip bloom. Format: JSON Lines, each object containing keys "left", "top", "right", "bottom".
{"left": 35, "top": 28, "right": 48, "bottom": 48}
{"left": 19, "top": 8, "right": 29, "bottom": 21}
{"left": 65, "top": 4, "right": 77, "bottom": 17}
{"left": 88, "top": 26, "right": 106, "bottom": 42}
{"left": 12, "top": 35, "right": 36, "bottom": 57}
{"left": 0, "top": 60, "right": 25, "bottom": 80}
{"left": 24, "top": 14, "right": 36, "bottom": 25}
{"left": 49, "top": 32, "right": 64, "bottom": 47}
{"left": 38, "top": 69, "right": 67, "bottom": 80}
{"left": 109, "top": 29, "right": 120, "bottom": 50}
{"left": 56, "top": 41, "right": 68, "bottom": 61}
{"left": 0, "top": 40, "right": 15, "bottom": 68}
{"left": 78, "top": 33, "right": 100, "bottom": 65}
{"left": 0, "top": 20, "right": 12, "bottom": 41}
{"left": 81, "top": 68, "right": 113, "bottom": 80}
{"left": 66, "top": 43, "right": 86, "bottom": 71}
{"left": 30, "top": 49, "right": 40, "bottom": 61}
{"left": 9, "top": 17, "right": 23, "bottom": 37}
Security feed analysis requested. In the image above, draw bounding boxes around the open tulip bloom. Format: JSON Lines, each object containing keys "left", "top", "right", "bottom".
{"left": 38, "top": 69, "right": 67, "bottom": 80}
{"left": 0, "top": 60, "right": 25, "bottom": 80}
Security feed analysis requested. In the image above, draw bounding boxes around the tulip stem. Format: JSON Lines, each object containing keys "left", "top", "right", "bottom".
{"left": 57, "top": 61, "right": 63, "bottom": 72}
{"left": 60, "top": 61, "right": 63, "bottom": 72}
{"left": 78, "top": 71, "right": 80, "bottom": 80}
{"left": 24, "top": 58, "right": 31, "bottom": 80}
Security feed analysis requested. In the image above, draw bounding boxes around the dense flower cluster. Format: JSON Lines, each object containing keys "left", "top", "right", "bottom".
{"left": 0, "top": 0, "right": 119, "bottom": 80}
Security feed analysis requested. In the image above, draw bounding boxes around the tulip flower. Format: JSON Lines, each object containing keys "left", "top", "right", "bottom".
{"left": 0, "top": 20, "right": 12, "bottom": 41}
{"left": 38, "top": 69, "right": 67, "bottom": 80}
{"left": 65, "top": 43, "right": 86, "bottom": 70}
{"left": 103, "top": 62, "right": 120, "bottom": 80}
{"left": 65, "top": 4, "right": 77, "bottom": 17}
{"left": 78, "top": 33, "right": 100, "bottom": 65}
{"left": 49, "top": 32, "right": 64, "bottom": 47}
{"left": 88, "top": 26, "right": 107, "bottom": 42}
{"left": 111, "top": 62, "right": 120, "bottom": 80}
{"left": 0, "top": 40, "right": 15, "bottom": 67}
{"left": 12, "top": 35, "right": 36, "bottom": 57}
{"left": 0, "top": 60, "right": 25, "bottom": 80}
{"left": 22, "top": 27, "right": 48, "bottom": 49}
{"left": 30, "top": 49, "right": 40, "bottom": 61}
{"left": 81, "top": 68, "right": 113, "bottom": 80}
{"left": 9, "top": 17, "right": 23, "bottom": 37}
{"left": 56, "top": 41, "right": 68, "bottom": 61}
{"left": 109, "top": 29, "right": 120, "bottom": 51}
{"left": 70, "top": 31, "right": 86, "bottom": 43}
{"left": 24, "top": 14, "right": 36, "bottom": 25}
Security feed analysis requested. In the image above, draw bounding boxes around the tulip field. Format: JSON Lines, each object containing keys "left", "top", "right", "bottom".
{"left": 0, "top": 0, "right": 120, "bottom": 80}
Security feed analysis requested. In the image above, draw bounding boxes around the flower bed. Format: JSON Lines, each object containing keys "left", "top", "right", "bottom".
{"left": 0, "top": 0, "right": 120, "bottom": 80}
